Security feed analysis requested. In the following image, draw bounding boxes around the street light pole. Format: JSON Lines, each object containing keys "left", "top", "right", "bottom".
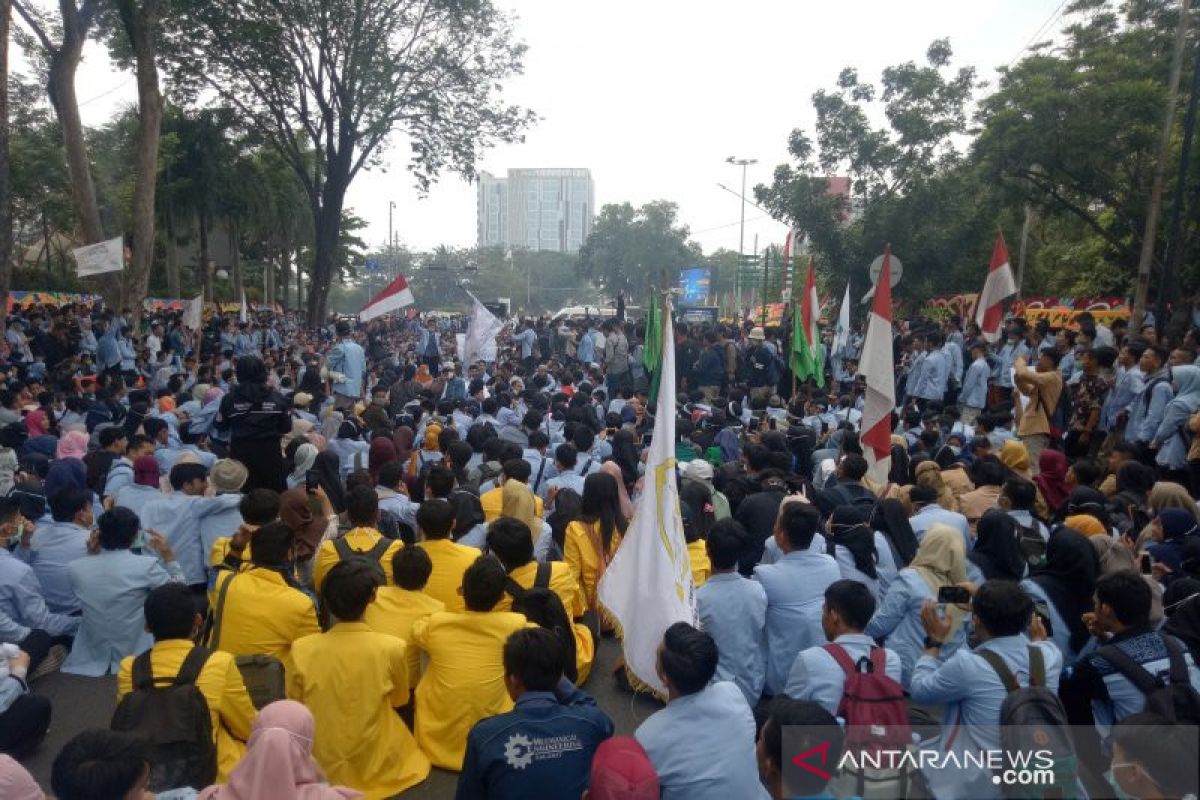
{"left": 726, "top": 156, "right": 757, "bottom": 315}
{"left": 387, "top": 200, "right": 396, "bottom": 279}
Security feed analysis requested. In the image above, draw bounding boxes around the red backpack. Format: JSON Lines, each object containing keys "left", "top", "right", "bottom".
{"left": 824, "top": 643, "right": 912, "bottom": 753}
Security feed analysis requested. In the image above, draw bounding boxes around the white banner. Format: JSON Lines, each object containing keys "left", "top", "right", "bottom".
{"left": 72, "top": 237, "right": 124, "bottom": 277}
{"left": 184, "top": 295, "right": 203, "bottom": 331}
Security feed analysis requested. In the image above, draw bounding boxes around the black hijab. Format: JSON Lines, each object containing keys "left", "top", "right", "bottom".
{"left": 871, "top": 498, "right": 919, "bottom": 566}
{"left": 1032, "top": 527, "right": 1099, "bottom": 653}
{"left": 970, "top": 509, "right": 1026, "bottom": 581}
{"left": 828, "top": 506, "right": 878, "bottom": 579}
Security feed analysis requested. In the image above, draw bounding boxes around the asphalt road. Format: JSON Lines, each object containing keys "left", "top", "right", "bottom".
{"left": 21, "top": 635, "right": 662, "bottom": 798}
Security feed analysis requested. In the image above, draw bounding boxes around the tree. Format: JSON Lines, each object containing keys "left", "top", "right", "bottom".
{"left": 0, "top": 0, "right": 12, "bottom": 322}
{"left": 576, "top": 201, "right": 702, "bottom": 298}
{"left": 165, "top": 0, "right": 535, "bottom": 325}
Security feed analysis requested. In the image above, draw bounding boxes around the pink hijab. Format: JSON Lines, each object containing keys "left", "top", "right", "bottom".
{"left": 0, "top": 755, "right": 44, "bottom": 800}
{"left": 600, "top": 460, "right": 635, "bottom": 520}
{"left": 56, "top": 429, "right": 89, "bottom": 461}
{"left": 199, "top": 701, "right": 360, "bottom": 800}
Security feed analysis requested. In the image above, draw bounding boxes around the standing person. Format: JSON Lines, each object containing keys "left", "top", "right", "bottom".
{"left": 960, "top": 341, "right": 990, "bottom": 425}
{"left": 1150, "top": 365, "right": 1200, "bottom": 486}
{"left": 215, "top": 356, "right": 292, "bottom": 492}
{"left": 456, "top": 628, "right": 614, "bottom": 799}
{"left": 634, "top": 622, "right": 768, "bottom": 800}
{"left": 1066, "top": 347, "right": 1114, "bottom": 458}
{"left": 1127, "top": 346, "right": 1173, "bottom": 451}
{"left": 327, "top": 320, "right": 367, "bottom": 412}
{"left": 288, "top": 560, "right": 431, "bottom": 798}
{"left": 603, "top": 320, "right": 630, "bottom": 396}
{"left": 1013, "top": 349, "right": 1064, "bottom": 474}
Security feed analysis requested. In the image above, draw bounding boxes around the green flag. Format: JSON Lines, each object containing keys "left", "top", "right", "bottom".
{"left": 789, "top": 261, "right": 824, "bottom": 386}
{"left": 643, "top": 293, "right": 663, "bottom": 405}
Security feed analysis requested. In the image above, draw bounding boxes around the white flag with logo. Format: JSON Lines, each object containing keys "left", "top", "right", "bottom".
{"left": 463, "top": 291, "right": 503, "bottom": 365}
{"left": 598, "top": 294, "right": 696, "bottom": 696}
{"left": 72, "top": 236, "right": 124, "bottom": 277}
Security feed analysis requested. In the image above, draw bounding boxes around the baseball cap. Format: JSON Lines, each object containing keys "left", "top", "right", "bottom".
{"left": 588, "top": 737, "right": 660, "bottom": 800}
{"left": 684, "top": 459, "right": 714, "bottom": 481}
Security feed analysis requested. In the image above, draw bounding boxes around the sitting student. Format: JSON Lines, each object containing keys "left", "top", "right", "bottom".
{"left": 0, "top": 496, "right": 79, "bottom": 677}
{"left": 488, "top": 515, "right": 594, "bottom": 684}
{"left": 410, "top": 556, "right": 532, "bottom": 770}
{"left": 696, "top": 518, "right": 767, "bottom": 708}
{"left": 102, "top": 433, "right": 154, "bottom": 501}
{"left": 288, "top": 559, "right": 431, "bottom": 798}
{"left": 363, "top": 546, "right": 445, "bottom": 688}
{"left": 756, "top": 698, "right": 843, "bottom": 800}
{"left": 207, "top": 488, "right": 280, "bottom": 576}
{"left": 13, "top": 486, "right": 93, "bottom": 615}
{"left": 207, "top": 521, "right": 319, "bottom": 675}
{"left": 1061, "top": 569, "right": 1200, "bottom": 744}
{"left": 0, "top": 640, "right": 51, "bottom": 757}
{"left": 118, "top": 583, "right": 256, "bottom": 781}
{"left": 51, "top": 730, "right": 155, "bottom": 800}
{"left": 1108, "top": 712, "right": 1199, "bottom": 800}
{"left": 198, "top": 459, "right": 249, "bottom": 563}
{"left": 481, "top": 459, "right": 545, "bottom": 521}
{"left": 375, "top": 461, "right": 420, "bottom": 531}
{"left": 635, "top": 622, "right": 768, "bottom": 800}
{"left": 910, "top": 579, "right": 1063, "bottom": 798}
{"left": 312, "top": 485, "right": 403, "bottom": 593}
{"left": 416, "top": 498, "right": 481, "bottom": 613}
{"left": 63, "top": 508, "right": 184, "bottom": 676}
{"left": 784, "top": 579, "right": 903, "bottom": 714}
{"left": 457, "top": 628, "right": 615, "bottom": 799}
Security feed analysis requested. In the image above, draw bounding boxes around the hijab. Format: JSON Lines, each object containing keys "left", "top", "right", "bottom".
{"left": 133, "top": 454, "right": 160, "bottom": 487}
{"left": 1032, "top": 527, "right": 1099, "bottom": 653}
{"left": 501, "top": 480, "right": 542, "bottom": 540}
{"left": 871, "top": 497, "right": 919, "bottom": 566}
{"left": 368, "top": 437, "right": 397, "bottom": 485}
{"left": 970, "top": 509, "right": 1026, "bottom": 581}
{"left": 1062, "top": 486, "right": 1113, "bottom": 531}
{"left": 45, "top": 458, "right": 87, "bottom": 498}
{"left": 0, "top": 755, "right": 43, "bottom": 800}
{"left": 1149, "top": 481, "right": 1200, "bottom": 520}
{"left": 908, "top": 524, "right": 968, "bottom": 630}
{"left": 1171, "top": 364, "right": 1200, "bottom": 411}
{"left": 319, "top": 410, "right": 343, "bottom": 443}
{"left": 1150, "top": 507, "right": 1200, "bottom": 571}
{"left": 198, "top": 700, "right": 361, "bottom": 800}
{"left": 1090, "top": 533, "right": 1136, "bottom": 575}
{"left": 279, "top": 487, "right": 327, "bottom": 560}
{"left": 56, "top": 429, "right": 88, "bottom": 461}
{"left": 289, "top": 443, "right": 318, "bottom": 485}
{"left": 599, "top": 460, "right": 634, "bottom": 520}
{"left": 1034, "top": 449, "right": 1070, "bottom": 512}
{"left": 999, "top": 440, "right": 1032, "bottom": 479}
{"left": 414, "top": 364, "right": 433, "bottom": 386}
{"left": 715, "top": 426, "right": 741, "bottom": 464}
{"left": 1063, "top": 514, "right": 1106, "bottom": 537}
{"left": 392, "top": 426, "right": 415, "bottom": 465}
{"left": 827, "top": 506, "right": 878, "bottom": 579}
{"left": 312, "top": 450, "right": 346, "bottom": 513}
{"left": 1164, "top": 594, "right": 1200, "bottom": 666}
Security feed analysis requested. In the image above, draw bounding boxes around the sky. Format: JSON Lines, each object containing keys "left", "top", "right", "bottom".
{"left": 42, "top": 0, "right": 1064, "bottom": 258}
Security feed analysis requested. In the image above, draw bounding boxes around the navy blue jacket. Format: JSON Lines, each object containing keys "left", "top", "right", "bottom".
{"left": 456, "top": 679, "right": 614, "bottom": 800}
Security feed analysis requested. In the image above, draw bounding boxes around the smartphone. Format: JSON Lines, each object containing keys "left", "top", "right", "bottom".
{"left": 305, "top": 469, "right": 320, "bottom": 495}
{"left": 641, "top": 433, "right": 653, "bottom": 448}
{"left": 937, "top": 586, "right": 972, "bottom": 605}
{"left": 1140, "top": 553, "right": 1153, "bottom": 575}
{"left": 132, "top": 528, "right": 146, "bottom": 551}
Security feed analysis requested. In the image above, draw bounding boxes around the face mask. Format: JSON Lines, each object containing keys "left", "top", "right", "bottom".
{"left": 1104, "top": 769, "right": 1135, "bottom": 800}
{"left": 372, "top": 397, "right": 387, "bottom": 406}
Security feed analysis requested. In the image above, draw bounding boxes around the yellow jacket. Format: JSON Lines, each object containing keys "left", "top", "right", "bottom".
{"left": 208, "top": 567, "right": 320, "bottom": 675}
{"left": 494, "top": 560, "right": 594, "bottom": 684}
{"left": 410, "top": 610, "right": 532, "bottom": 770}
{"left": 313, "top": 528, "right": 403, "bottom": 593}
{"left": 687, "top": 540, "right": 711, "bottom": 587}
{"left": 363, "top": 586, "right": 445, "bottom": 687}
{"left": 416, "top": 538, "right": 481, "bottom": 613}
{"left": 288, "top": 622, "right": 430, "bottom": 799}
{"left": 209, "top": 537, "right": 253, "bottom": 570}
{"left": 564, "top": 520, "right": 621, "bottom": 610}
{"left": 481, "top": 486, "right": 544, "bottom": 521}
{"left": 117, "top": 639, "right": 256, "bottom": 782}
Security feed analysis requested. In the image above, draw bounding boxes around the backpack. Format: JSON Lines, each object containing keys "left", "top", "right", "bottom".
{"left": 111, "top": 646, "right": 217, "bottom": 792}
{"left": 333, "top": 536, "right": 391, "bottom": 582}
{"left": 824, "top": 482, "right": 878, "bottom": 517}
{"left": 203, "top": 571, "right": 286, "bottom": 710}
{"left": 508, "top": 562, "right": 579, "bottom": 683}
{"left": 978, "top": 645, "right": 1079, "bottom": 799}
{"left": 1015, "top": 520, "right": 1047, "bottom": 568}
{"left": 823, "top": 644, "right": 914, "bottom": 799}
{"left": 1098, "top": 634, "right": 1200, "bottom": 724}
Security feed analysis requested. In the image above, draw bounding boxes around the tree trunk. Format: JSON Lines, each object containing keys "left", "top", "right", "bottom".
{"left": 0, "top": 0, "right": 11, "bottom": 326}
{"left": 228, "top": 216, "right": 242, "bottom": 299}
{"left": 304, "top": 165, "right": 350, "bottom": 326}
{"left": 198, "top": 212, "right": 212, "bottom": 302}
{"left": 163, "top": 203, "right": 179, "bottom": 297}
{"left": 115, "top": 0, "right": 162, "bottom": 324}
{"left": 278, "top": 248, "right": 289, "bottom": 309}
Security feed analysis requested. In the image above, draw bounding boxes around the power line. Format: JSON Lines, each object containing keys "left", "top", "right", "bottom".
{"left": 692, "top": 214, "right": 772, "bottom": 235}
{"left": 1007, "top": 0, "right": 1070, "bottom": 69}
{"left": 79, "top": 77, "right": 135, "bottom": 108}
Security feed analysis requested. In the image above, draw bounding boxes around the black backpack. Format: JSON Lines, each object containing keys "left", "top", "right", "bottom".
{"left": 1015, "top": 520, "right": 1047, "bottom": 568}
{"left": 111, "top": 646, "right": 217, "bottom": 792}
{"left": 979, "top": 645, "right": 1080, "bottom": 798}
{"left": 333, "top": 536, "right": 391, "bottom": 582}
{"left": 1099, "top": 634, "right": 1200, "bottom": 724}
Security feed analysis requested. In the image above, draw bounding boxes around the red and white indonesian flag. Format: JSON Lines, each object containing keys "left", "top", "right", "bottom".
{"left": 975, "top": 233, "right": 1017, "bottom": 343}
{"left": 359, "top": 274, "right": 415, "bottom": 322}
{"left": 857, "top": 245, "right": 896, "bottom": 485}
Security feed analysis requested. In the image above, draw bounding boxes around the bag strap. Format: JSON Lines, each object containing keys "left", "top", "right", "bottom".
{"left": 366, "top": 537, "right": 391, "bottom": 563}
{"left": 579, "top": 457, "right": 592, "bottom": 476}
{"left": 174, "top": 646, "right": 211, "bottom": 687}
{"left": 1027, "top": 645, "right": 1046, "bottom": 688}
{"left": 333, "top": 536, "right": 354, "bottom": 562}
{"left": 1098, "top": 643, "right": 1162, "bottom": 695}
{"left": 205, "top": 570, "right": 237, "bottom": 650}
{"left": 1162, "top": 634, "right": 1192, "bottom": 687}
{"left": 532, "top": 458, "right": 547, "bottom": 492}
{"left": 132, "top": 650, "right": 154, "bottom": 691}
{"left": 822, "top": 642, "right": 857, "bottom": 675}
{"left": 534, "top": 560, "right": 551, "bottom": 589}
{"left": 868, "top": 645, "right": 887, "bottom": 676}
{"left": 978, "top": 649, "right": 1019, "bottom": 693}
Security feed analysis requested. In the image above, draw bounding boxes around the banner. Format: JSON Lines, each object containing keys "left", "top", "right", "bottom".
{"left": 72, "top": 237, "right": 124, "bottom": 277}
{"left": 463, "top": 291, "right": 503, "bottom": 365}
{"left": 184, "top": 295, "right": 203, "bottom": 331}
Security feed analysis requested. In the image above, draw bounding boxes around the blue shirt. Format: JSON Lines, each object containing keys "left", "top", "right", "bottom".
{"left": 1153, "top": 397, "right": 1196, "bottom": 470}
{"left": 1127, "top": 372, "right": 1173, "bottom": 443}
{"left": 960, "top": 357, "right": 990, "bottom": 410}
{"left": 114, "top": 484, "right": 165, "bottom": 524}
{"left": 866, "top": 570, "right": 967, "bottom": 688}
{"left": 1100, "top": 366, "right": 1143, "bottom": 431}
{"left": 456, "top": 679, "right": 614, "bottom": 800}
{"left": 697, "top": 571, "right": 767, "bottom": 706}
{"left": 635, "top": 681, "right": 769, "bottom": 800}
{"left": 996, "top": 341, "right": 1029, "bottom": 387}
{"left": 104, "top": 457, "right": 134, "bottom": 500}
{"left": 753, "top": 549, "right": 842, "bottom": 695}
{"left": 138, "top": 495, "right": 227, "bottom": 585}
{"left": 0, "top": 547, "right": 79, "bottom": 640}
{"left": 909, "top": 504, "right": 972, "bottom": 553}
{"left": 912, "top": 349, "right": 950, "bottom": 401}
{"left": 784, "top": 633, "right": 903, "bottom": 716}
{"left": 327, "top": 338, "right": 367, "bottom": 399}
{"left": 514, "top": 329, "right": 537, "bottom": 359}
{"left": 198, "top": 494, "right": 244, "bottom": 567}
{"left": 63, "top": 548, "right": 183, "bottom": 676}
{"left": 97, "top": 331, "right": 121, "bottom": 369}
{"left": 19, "top": 520, "right": 90, "bottom": 614}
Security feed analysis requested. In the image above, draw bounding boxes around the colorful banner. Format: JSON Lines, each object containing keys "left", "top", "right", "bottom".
{"left": 924, "top": 294, "right": 1129, "bottom": 329}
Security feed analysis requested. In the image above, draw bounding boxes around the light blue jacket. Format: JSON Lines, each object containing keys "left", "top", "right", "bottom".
{"left": 697, "top": 571, "right": 767, "bottom": 706}
{"left": 17, "top": 521, "right": 90, "bottom": 614}
{"left": 635, "top": 681, "right": 769, "bottom": 800}
{"left": 198, "top": 494, "right": 244, "bottom": 568}
{"left": 912, "top": 349, "right": 950, "bottom": 401}
{"left": 1127, "top": 371, "right": 1173, "bottom": 444}
{"left": 753, "top": 549, "right": 842, "bottom": 695}
{"left": 63, "top": 549, "right": 183, "bottom": 676}
{"left": 784, "top": 632, "right": 903, "bottom": 716}
{"left": 960, "top": 357, "right": 990, "bottom": 410}
{"left": 138, "top": 495, "right": 229, "bottom": 585}
{"left": 866, "top": 569, "right": 967, "bottom": 687}
{"left": 0, "top": 547, "right": 79, "bottom": 640}
{"left": 910, "top": 504, "right": 972, "bottom": 553}
{"left": 327, "top": 338, "right": 367, "bottom": 399}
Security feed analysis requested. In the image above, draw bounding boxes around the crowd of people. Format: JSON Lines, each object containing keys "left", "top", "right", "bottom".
{"left": 0, "top": 300, "right": 1198, "bottom": 799}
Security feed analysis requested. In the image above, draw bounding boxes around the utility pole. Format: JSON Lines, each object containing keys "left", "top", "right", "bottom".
{"left": 1157, "top": 34, "right": 1200, "bottom": 336}
{"left": 1133, "top": 0, "right": 1190, "bottom": 329}
{"left": 387, "top": 200, "right": 396, "bottom": 279}
{"left": 726, "top": 156, "right": 757, "bottom": 313}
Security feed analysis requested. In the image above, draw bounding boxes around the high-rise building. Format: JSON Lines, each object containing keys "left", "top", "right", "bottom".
{"left": 476, "top": 168, "right": 594, "bottom": 253}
